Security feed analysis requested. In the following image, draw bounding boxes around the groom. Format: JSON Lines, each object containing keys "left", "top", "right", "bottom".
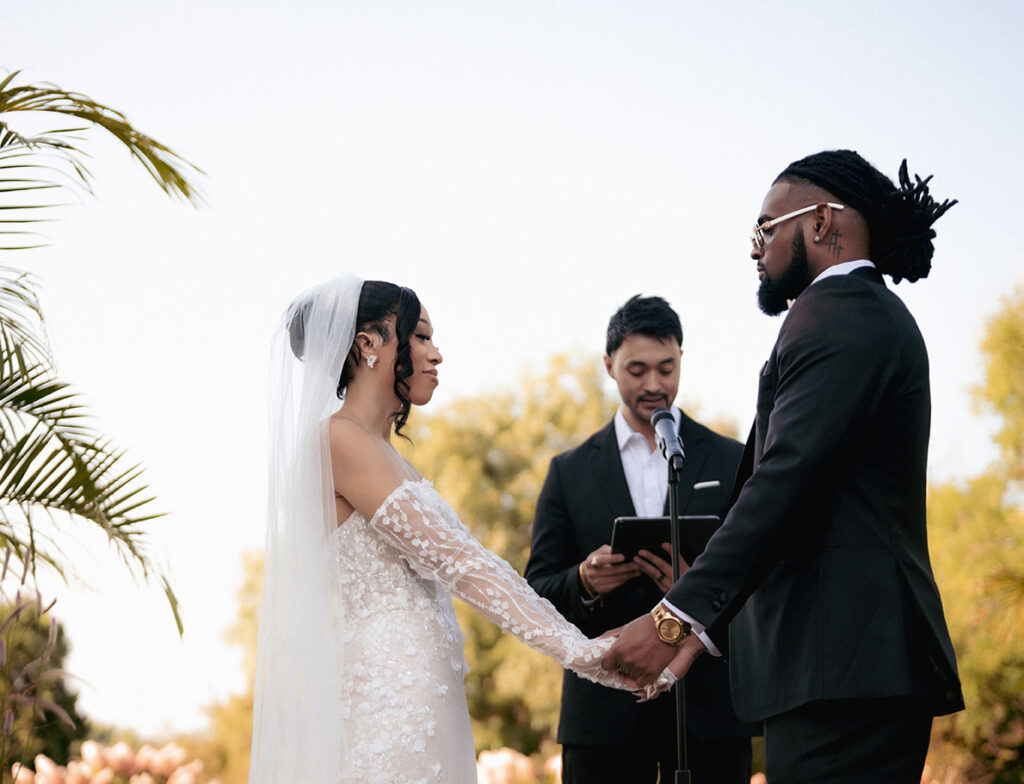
{"left": 604, "top": 150, "right": 965, "bottom": 782}
{"left": 525, "top": 294, "right": 755, "bottom": 784}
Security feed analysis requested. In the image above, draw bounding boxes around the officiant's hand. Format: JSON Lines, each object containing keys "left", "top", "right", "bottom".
{"left": 601, "top": 611, "right": 705, "bottom": 687}
{"left": 634, "top": 542, "right": 689, "bottom": 593}
{"left": 581, "top": 545, "right": 640, "bottom": 596}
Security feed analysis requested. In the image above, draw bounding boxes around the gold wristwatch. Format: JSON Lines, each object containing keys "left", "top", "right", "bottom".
{"left": 651, "top": 603, "right": 691, "bottom": 646}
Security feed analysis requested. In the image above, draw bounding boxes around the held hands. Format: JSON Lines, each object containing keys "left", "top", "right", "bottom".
{"left": 601, "top": 612, "right": 706, "bottom": 688}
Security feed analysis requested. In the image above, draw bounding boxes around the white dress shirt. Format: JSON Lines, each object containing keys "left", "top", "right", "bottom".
{"left": 613, "top": 405, "right": 679, "bottom": 518}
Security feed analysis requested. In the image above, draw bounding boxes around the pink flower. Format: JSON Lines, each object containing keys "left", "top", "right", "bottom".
{"left": 542, "top": 754, "right": 561, "bottom": 783}
{"left": 32, "top": 755, "right": 64, "bottom": 784}
{"left": 152, "top": 743, "right": 188, "bottom": 777}
{"left": 63, "top": 762, "right": 89, "bottom": 784}
{"left": 106, "top": 741, "right": 134, "bottom": 776}
{"left": 167, "top": 759, "right": 204, "bottom": 784}
{"left": 79, "top": 741, "right": 105, "bottom": 771}
{"left": 476, "top": 748, "right": 538, "bottom": 784}
{"left": 134, "top": 744, "right": 158, "bottom": 773}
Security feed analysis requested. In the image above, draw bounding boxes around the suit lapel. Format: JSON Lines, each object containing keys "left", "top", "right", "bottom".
{"left": 730, "top": 421, "right": 756, "bottom": 507}
{"left": 589, "top": 420, "right": 636, "bottom": 518}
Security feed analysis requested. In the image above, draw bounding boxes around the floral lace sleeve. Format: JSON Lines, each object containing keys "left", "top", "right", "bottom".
{"left": 368, "top": 481, "right": 675, "bottom": 697}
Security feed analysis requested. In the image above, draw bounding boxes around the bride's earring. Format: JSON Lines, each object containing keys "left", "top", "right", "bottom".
{"left": 366, "top": 354, "right": 377, "bottom": 369}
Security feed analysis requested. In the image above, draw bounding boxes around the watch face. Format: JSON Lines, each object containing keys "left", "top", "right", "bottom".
{"left": 658, "top": 618, "right": 682, "bottom": 642}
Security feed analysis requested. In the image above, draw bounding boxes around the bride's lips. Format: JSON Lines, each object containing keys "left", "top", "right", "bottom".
{"left": 423, "top": 369, "right": 439, "bottom": 383}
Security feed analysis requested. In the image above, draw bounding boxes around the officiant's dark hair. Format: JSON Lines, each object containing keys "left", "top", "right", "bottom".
{"left": 338, "top": 280, "right": 421, "bottom": 438}
{"left": 775, "top": 149, "right": 957, "bottom": 284}
{"left": 606, "top": 295, "right": 683, "bottom": 355}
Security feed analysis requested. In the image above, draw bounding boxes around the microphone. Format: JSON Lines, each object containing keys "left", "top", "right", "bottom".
{"left": 651, "top": 407, "right": 685, "bottom": 471}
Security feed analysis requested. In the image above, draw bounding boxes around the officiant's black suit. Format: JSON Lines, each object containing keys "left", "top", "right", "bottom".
{"left": 525, "top": 411, "right": 755, "bottom": 784}
{"left": 665, "top": 267, "right": 964, "bottom": 779}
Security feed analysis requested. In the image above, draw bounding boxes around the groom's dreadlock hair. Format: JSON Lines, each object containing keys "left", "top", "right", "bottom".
{"left": 775, "top": 150, "right": 957, "bottom": 284}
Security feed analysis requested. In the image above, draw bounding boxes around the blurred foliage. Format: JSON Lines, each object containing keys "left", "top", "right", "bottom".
{"left": 926, "top": 285, "right": 1024, "bottom": 783}
{"left": 192, "top": 552, "right": 261, "bottom": 784}
{"left": 0, "top": 557, "right": 87, "bottom": 781}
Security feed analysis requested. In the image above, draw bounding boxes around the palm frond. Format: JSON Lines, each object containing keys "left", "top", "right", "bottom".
{"left": 0, "top": 70, "right": 204, "bottom": 205}
{"left": 0, "top": 70, "right": 190, "bottom": 632}
{"left": 0, "top": 269, "right": 49, "bottom": 379}
{"left": 0, "top": 363, "right": 168, "bottom": 600}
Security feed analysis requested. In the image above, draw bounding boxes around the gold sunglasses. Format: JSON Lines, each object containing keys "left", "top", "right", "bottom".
{"left": 751, "top": 203, "right": 844, "bottom": 250}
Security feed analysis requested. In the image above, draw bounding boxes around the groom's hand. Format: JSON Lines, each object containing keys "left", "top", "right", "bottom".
{"left": 600, "top": 612, "right": 677, "bottom": 687}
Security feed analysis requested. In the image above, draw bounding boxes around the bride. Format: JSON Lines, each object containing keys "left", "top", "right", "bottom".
{"left": 249, "top": 275, "right": 679, "bottom": 784}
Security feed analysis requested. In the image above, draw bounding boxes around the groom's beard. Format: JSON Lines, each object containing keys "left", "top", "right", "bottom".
{"left": 757, "top": 231, "right": 813, "bottom": 316}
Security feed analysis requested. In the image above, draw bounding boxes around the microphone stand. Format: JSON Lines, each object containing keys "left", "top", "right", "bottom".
{"left": 665, "top": 450, "right": 691, "bottom": 784}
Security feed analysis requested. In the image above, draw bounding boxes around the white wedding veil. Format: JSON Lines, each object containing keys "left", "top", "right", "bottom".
{"left": 249, "top": 273, "right": 364, "bottom": 784}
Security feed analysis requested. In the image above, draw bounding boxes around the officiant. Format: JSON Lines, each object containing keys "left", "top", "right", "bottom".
{"left": 525, "top": 294, "right": 756, "bottom": 784}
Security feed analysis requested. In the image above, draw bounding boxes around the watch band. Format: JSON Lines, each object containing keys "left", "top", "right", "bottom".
{"left": 652, "top": 603, "right": 690, "bottom": 646}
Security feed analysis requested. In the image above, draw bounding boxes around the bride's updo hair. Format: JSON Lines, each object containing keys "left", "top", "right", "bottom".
{"left": 285, "top": 279, "right": 421, "bottom": 437}
{"left": 338, "top": 280, "right": 422, "bottom": 437}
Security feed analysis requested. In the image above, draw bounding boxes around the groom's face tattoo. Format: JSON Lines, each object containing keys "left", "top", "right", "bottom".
{"left": 604, "top": 334, "right": 681, "bottom": 432}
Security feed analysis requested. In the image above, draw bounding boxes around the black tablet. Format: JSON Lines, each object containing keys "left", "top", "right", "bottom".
{"left": 610, "top": 515, "right": 721, "bottom": 565}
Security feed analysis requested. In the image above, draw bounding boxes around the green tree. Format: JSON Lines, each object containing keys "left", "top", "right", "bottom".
{"left": 0, "top": 603, "right": 87, "bottom": 774}
{"left": 0, "top": 549, "right": 87, "bottom": 781}
{"left": 927, "top": 285, "right": 1024, "bottom": 783}
{"left": 0, "top": 69, "right": 202, "bottom": 625}
{"left": 197, "top": 550, "right": 261, "bottom": 784}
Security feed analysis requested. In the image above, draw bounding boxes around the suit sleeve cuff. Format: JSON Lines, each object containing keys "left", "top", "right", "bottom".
{"left": 659, "top": 598, "right": 721, "bottom": 658}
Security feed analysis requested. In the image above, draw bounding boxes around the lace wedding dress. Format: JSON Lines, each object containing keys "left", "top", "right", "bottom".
{"left": 332, "top": 478, "right": 631, "bottom": 784}
{"left": 251, "top": 276, "right": 673, "bottom": 784}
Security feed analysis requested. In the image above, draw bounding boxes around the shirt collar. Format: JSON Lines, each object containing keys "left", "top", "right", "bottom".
{"left": 613, "top": 405, "right": 680, "bottom": 451}
{"left": 810, "top": 258, "right": 875, "bottom": 287}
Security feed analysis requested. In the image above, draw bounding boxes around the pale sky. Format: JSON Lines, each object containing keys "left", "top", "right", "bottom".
{"left": 2, "top": 0, "right": 1022, "bottom": 736}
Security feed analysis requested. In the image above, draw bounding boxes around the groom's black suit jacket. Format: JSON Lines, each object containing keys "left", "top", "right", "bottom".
{"left": 525, "top": 411, "right": 755, "bottom": 746}
{"left": 666, "top": 267, "right": 964, "bottom": 723}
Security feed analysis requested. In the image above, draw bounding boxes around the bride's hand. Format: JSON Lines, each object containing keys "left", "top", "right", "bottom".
{"left": 669, "top": 633, "right": 706, "bottom": 678}
{"left": 635, "top": 634, "right": 707, "bottom": 702}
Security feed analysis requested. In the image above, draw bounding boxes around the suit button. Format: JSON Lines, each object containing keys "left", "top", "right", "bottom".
{"left": 719, "top": 592, "right": 728, "bottom": 603}
{"left": 711, "top": 601, "right": 722, "bottom": 611}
